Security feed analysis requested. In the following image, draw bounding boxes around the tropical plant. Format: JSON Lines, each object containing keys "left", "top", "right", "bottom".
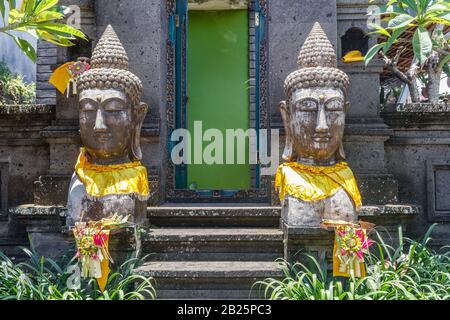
{"left": 254, "top": 224, "right": 450, "bottom": 300}
{"left": 0, "top": 248, "right": 156, "bottom": 300}
{"left": 365, "top": 0, "right": 450, "bottom": 103}
{"left": 0, "top": 61, "right": 35, "bottom": 104}
{"left": 0, "top": 0, "right": 87, "bottom": 62}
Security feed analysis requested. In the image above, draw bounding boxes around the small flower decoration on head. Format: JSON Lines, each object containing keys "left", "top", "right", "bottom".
{"left": 68, "top": 60, "right": 91, "bottom": 77}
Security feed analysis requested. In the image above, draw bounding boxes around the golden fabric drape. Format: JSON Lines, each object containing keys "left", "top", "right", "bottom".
{"left": 275, "top": 161, "right": 362, "bottom": 208}
{"left": 75, "top": 148, "right": 149, "bottom": 200}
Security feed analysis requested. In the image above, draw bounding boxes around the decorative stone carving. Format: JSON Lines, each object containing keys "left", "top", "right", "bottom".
{"left": 66, "top": 25, "right": 149, "bottom": 228}
{"left": 276, "top": 22, "right": 361, "bottom": 228}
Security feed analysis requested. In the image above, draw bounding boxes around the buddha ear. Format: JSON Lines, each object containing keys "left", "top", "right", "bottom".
{"left": 336, "top": 142, "right": 346, "bottom": 161}
{"left": 279, "top": 100, "right": 296, "bottom": 162}
{"left": 131, "top": 102, "right": 149, "bottom": 161}
{"left": 344, "top": 101, "right": 350, "bottom": 112}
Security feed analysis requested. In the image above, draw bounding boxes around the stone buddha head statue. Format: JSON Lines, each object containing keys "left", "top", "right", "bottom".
{"left": 280, "top": 22, "right": 350, "bottom": 166}
{"left": 77, "top": 25, "right": 148, "bottom": 165}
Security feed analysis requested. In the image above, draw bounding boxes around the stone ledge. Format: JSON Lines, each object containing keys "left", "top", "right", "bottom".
{"left": 383, "top": 102, "right": 450, "bottom": 113}
{"left": 147, "top": 206, "right": 280, "bottom": 217}
{"left": 8, "top": 205, "right": 67, "bottom": 218}
{"left": 143, "top": 228, "right": 283, "bottom": 242}
{"left": 0, "top": 104, "right": 54, "bottom": 115}
{"left": 135, "top": 261, "right": 283, "bottom": 278}
{"left": 359, "top": 204, "right": 421, "bottom": 216}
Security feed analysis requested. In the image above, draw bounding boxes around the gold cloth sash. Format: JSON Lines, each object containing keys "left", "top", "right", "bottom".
{"left": 97, "top": 230, "right": 111, "bottom": 292}
{"left": 275, "top": 162, "right": 362, "bottom": 208}
{"left": 75, "top": 148, "right": 149, "bottom": 200}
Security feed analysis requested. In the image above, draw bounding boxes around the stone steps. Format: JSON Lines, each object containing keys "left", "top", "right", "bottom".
{"left": 142, "top": 228, "right": 283, "bottom": 261}
{"left": 141, "top": 206, "right": 285, "bottom": 299}
{"left": 147, "top": 206, "right": 280, "bottom": 228}
{"left": 134, "top": 261, "right": 283, "bottom": 299}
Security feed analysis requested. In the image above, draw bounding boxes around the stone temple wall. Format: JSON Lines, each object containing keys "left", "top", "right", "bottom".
{"left": 1, "top": 0, "right": 449, "bottom": 248}
{"left": 383, "top": 105, "right": 450, "bottom": 246}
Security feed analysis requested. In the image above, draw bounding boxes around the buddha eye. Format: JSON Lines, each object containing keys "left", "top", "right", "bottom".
{"left": 296, "top": 99, "right": 318, "bottom": 112}
{"left": 325, "top": 98, "right": 344, "bottom": 111}
{"left": 103, "top": 99, "right": 126, "bottom": 112}
{"left": 80, "top": 100, "right": 96, "bottom": 112}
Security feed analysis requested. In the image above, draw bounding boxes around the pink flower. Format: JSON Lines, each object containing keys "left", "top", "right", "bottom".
{"left": 340, "top": 248, "right": 347, "bottom": 256}
{"left": 356, "top": 250, "right": 364, "bottom": 261}
{"left": 361, "top": 238, "right": 374, "bottom": 250}
{"left": 356, "top": 229, "right": 365, "bottom": 239}
{"left": 93, "top": 232, "right": 107, "bottom": 246}
{"left": 337, "top": 228, "right": 346, "bottom": 237}
{"left": 75, "top": 250, "right": 80, "bottom": 258}
{"left": 92, "top": 252, "right": 97, "bottom": 260}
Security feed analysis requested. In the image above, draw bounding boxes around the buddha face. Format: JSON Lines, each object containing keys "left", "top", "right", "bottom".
{"left": 288, "top": 87, "right": 346, "bottom": 164}
{"left": 79, "top": 88, "right": 133, "bottom": 164}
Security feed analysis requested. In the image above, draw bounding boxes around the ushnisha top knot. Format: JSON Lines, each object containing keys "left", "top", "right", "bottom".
{"left": 78, "top": 25, "right": 143, "bottom": 106}
{"left": 284, "top": 22, "right": 349, "bottom": 98}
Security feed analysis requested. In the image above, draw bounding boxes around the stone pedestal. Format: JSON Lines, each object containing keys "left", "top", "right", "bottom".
{"left": 8, "top": 206, "right": 142, "bottom": 268}
{"left": 282, "top": 204, "right": 420, "bottom": 268}
{"left": 282, "top": 223, "right": 335, "bottom": 270}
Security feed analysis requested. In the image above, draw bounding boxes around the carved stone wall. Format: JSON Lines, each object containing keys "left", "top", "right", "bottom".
{"left": 383, "top": 103, "right": 450, "bottom": 246}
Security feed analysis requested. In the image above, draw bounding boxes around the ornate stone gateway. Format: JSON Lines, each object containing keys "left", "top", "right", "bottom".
{"left": 165, "top": 0, "right": 270, "bottom": 203}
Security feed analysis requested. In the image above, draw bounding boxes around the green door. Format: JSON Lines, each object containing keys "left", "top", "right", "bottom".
{"left": 186, "top": 9, "right": 250, "bottom": 190}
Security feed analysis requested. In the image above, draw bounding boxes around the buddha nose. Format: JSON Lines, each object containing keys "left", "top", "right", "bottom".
{"left": 94, "top": 109, "right": 108, "bottom": 132}
{"left": 315, "top": 106, "right": 329, "bottom": 133}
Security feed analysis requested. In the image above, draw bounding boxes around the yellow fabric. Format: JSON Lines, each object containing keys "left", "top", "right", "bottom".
{"left": 275, "top": 162, "right": 362, "bottom": 208}
{"left": 49, "top": 62, "right": 75, "bottom": 94}
{"left": 97, "top": 230, "right": 110, "bottom": 292}
{"left": 75, "top": 148, "right": 149, "bottom": 199}
{"left": 333, "top": 232, "right": 366, "bottom": 278}
{"left": 342, "top": 50, "right": 364, "bottom": 63}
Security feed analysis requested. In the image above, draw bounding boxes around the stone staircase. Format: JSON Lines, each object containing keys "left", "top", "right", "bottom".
{"left": 135, "top": 206, "right": 285, "bottom": 299}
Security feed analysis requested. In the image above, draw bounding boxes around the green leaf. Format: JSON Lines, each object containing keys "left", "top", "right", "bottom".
{"left": 401, "top": 0, "right": 418, "bottom": 14}
{"left": 413, "top": 26, "right": 432, "bottom": 65}
{"left": 25, "top": 0, "right": 37, "bottom": 15}
{"left": 438, "top": 55, "right": 450, "bottom": 72}
{"left": 37, "top": 29, "right": 74, "bottom": 46}
{"left": 13, "top": 36, "right": 36, "bottom": 62}
{"left": 36, "top": 22, "right": 87, "bottom": 40}
{"left": 388, "top": 13, "right": 416, "bottom": 29}
{"left": 364, "top": 42, "right": 385, "bottom": 66}
{"left": 34, "top": 10, "right": 64, "bottom": 22}
{"left": 432, "top": 12, "right": 450, "bottom": 24}
{"left": 34, "top": 0, "right": 59, "bottom": 15}
{"left": 383, "top": 26, "right": 408, "bottom": 53}
{"left": 426, "top": 3, "right": 449, "bottom": 13}
{"left": 420, "top": 0, "right": 433, "bottom": 11}
{"left": 0, "top": 1, "right": 5, "bottom": 20}
{"left": 369, "top": 23, "right": 391, "bottom": 37}
{"left": 443, "top": 62, "right": 450, "bottom": 78}
{"left": 8, "top": 9, "right": 24, "bottom": 24}
{"left": 8, "top": 0, "right": 17, "bottom": 10}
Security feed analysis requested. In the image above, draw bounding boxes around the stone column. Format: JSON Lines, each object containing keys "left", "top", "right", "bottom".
{"left": 337, "top": 0, "right": 399, "bottom": 205}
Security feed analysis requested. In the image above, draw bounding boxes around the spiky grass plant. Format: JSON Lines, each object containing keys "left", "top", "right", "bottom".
{"left": 0, "top": 248, "right": 156, "bottom": 300}
{"left": 254, "top": 224, "right": 450, "bottom": 300}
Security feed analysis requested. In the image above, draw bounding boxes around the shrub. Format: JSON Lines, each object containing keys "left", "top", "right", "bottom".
{"left": 0, "top": 248, "right": 156, "bottom": 300}
{"left": 254, "top": 225, "right": 450, "bottom": 300}
{"left": 0, "top": 61, "right": 36, "bottom": 105}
